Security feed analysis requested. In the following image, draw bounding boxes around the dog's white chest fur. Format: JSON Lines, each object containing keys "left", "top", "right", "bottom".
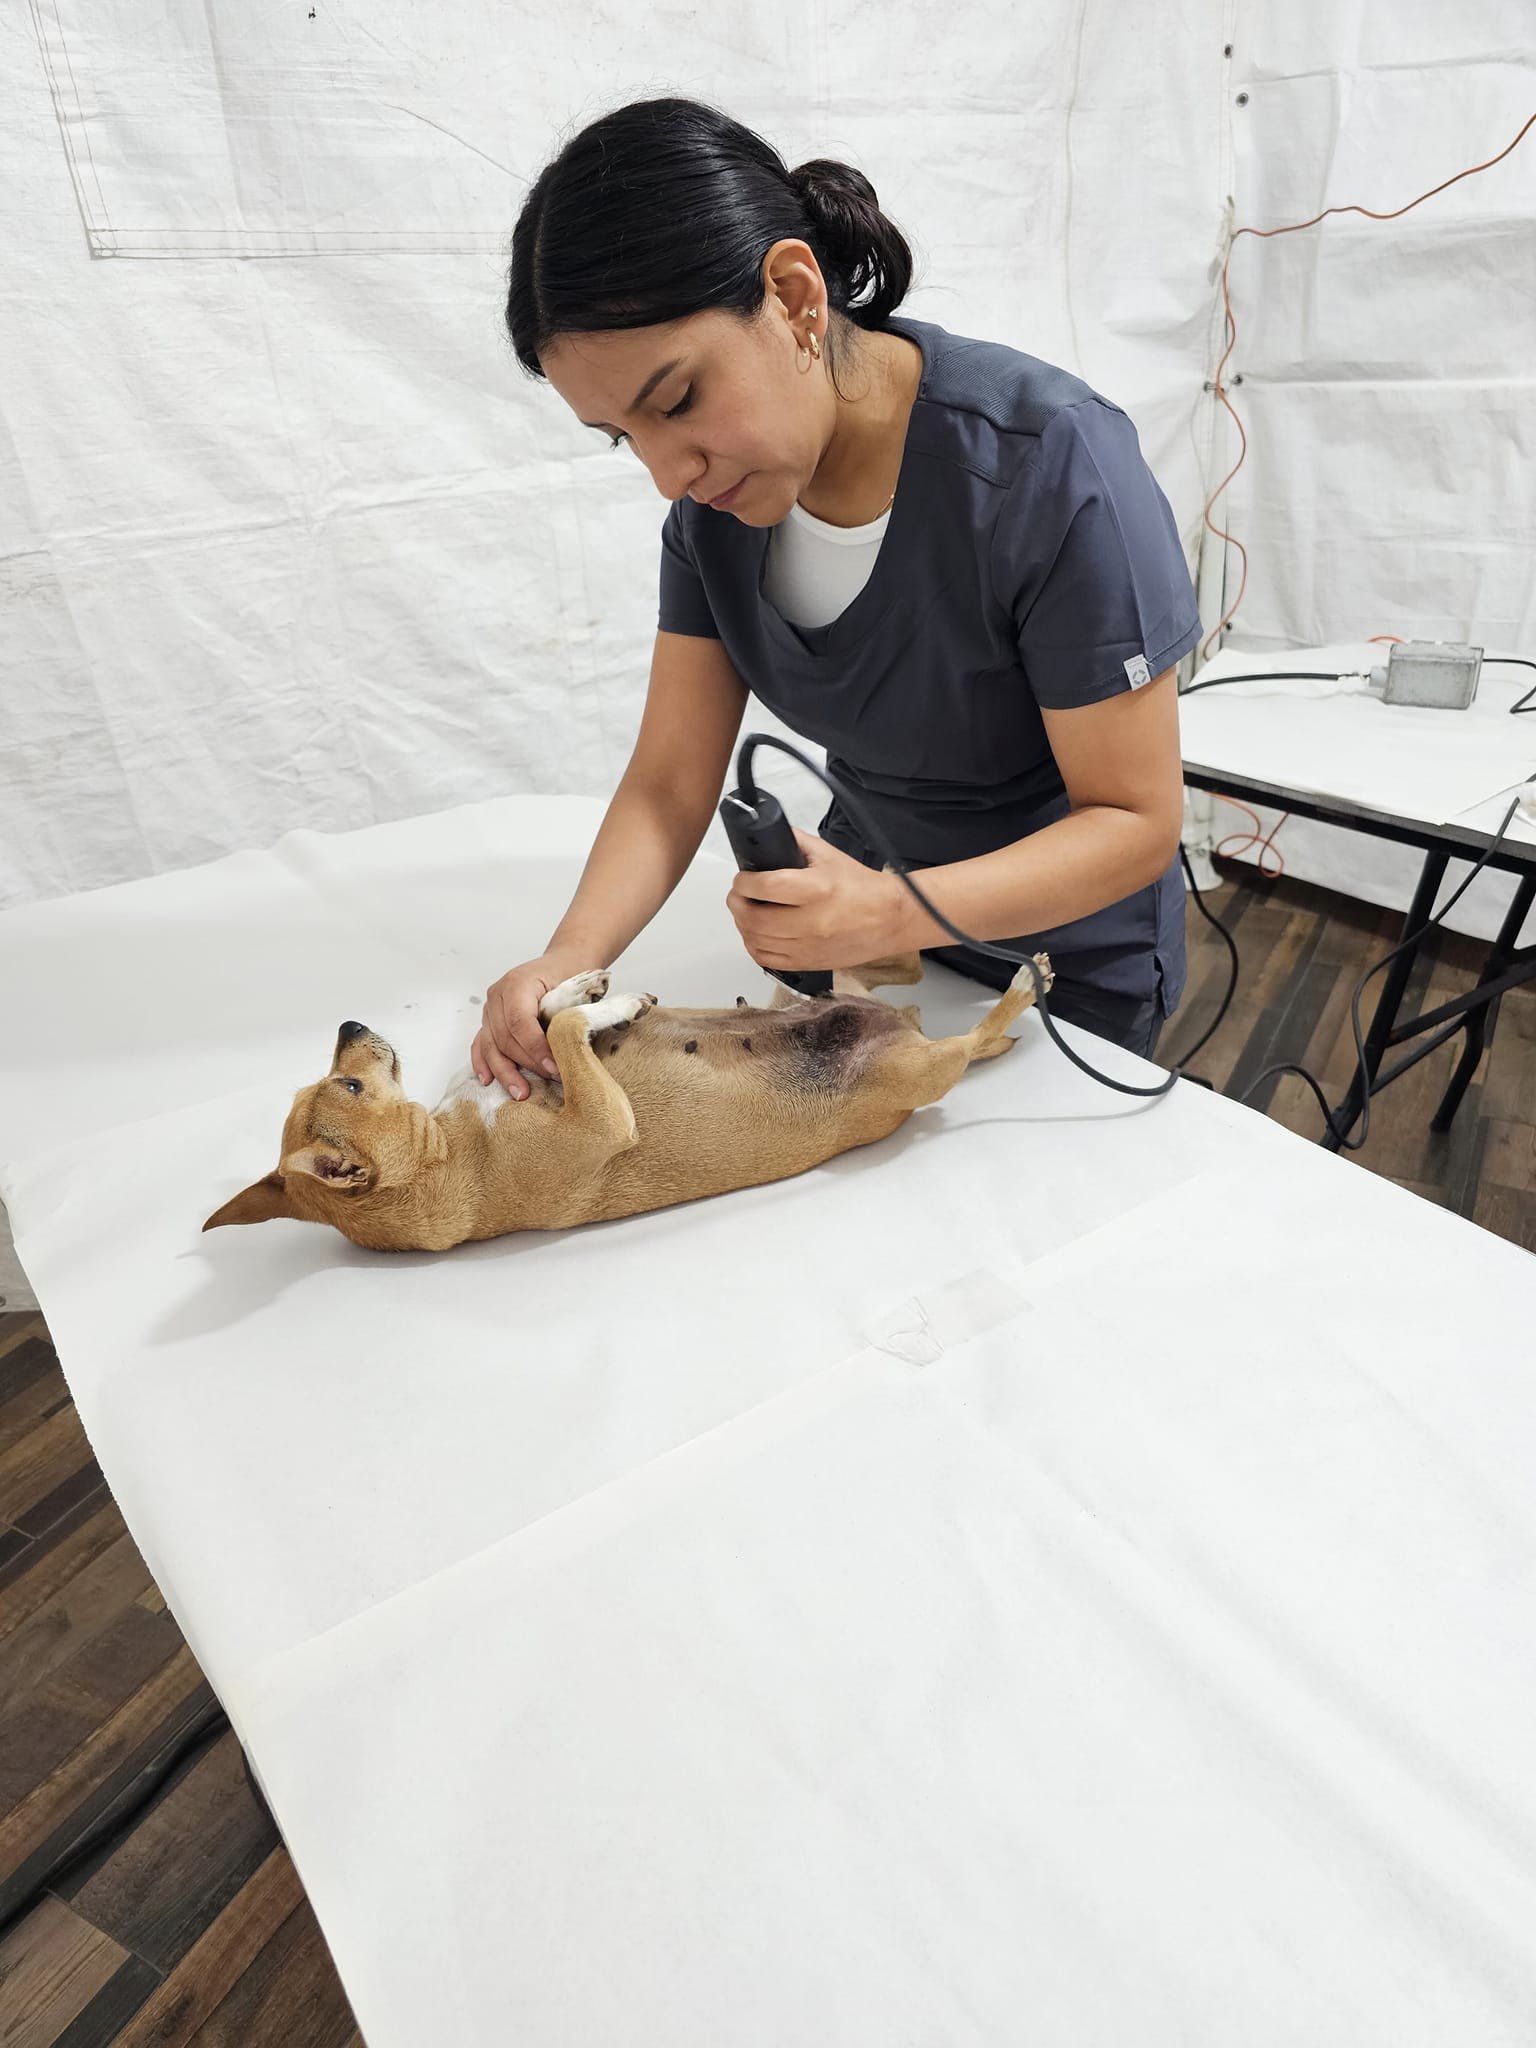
{"left": 435, "top": 1066, "right": 531, "bottom": 1128}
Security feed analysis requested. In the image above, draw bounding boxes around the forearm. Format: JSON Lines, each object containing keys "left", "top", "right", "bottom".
{"left": 543, "top": 771, "right": 713, "bottom": 969}
{"left": 891, "top": 804, "right": 1180, "bottom": 950}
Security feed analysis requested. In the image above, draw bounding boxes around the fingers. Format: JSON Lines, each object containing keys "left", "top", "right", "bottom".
{"left": 473, "top": 1025, "right": 529, "bottom": 1098}
{"left": 496, "top": 989, "right": 553, "bottom": 1073}
{"left": 477, "top": 986, "right": 560, "bottom": 1098}
{"left": 472, "top": 960, "right": 584, "bottom": 1098}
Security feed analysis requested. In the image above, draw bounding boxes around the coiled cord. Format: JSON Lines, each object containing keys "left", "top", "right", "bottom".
{"left": 737, "top": 733, "right": 1189, "bottom": 1099}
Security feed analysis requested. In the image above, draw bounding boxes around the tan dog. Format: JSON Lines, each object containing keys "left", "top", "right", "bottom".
{"left": 202, "top": 949, "right": 1052, "bottom": 1252}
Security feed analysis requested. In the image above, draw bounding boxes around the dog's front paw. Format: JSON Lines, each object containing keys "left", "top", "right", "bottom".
{"left": 582, "top": 989, "right": 656, "bottom": 1033}
{"left": 539, "top": 968, "right": 610, "bottom": 1021}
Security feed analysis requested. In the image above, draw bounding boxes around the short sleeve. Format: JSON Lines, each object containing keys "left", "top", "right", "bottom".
{"left": 989, "top": 399, "right": 1202, "bottom": 709}
{"left": 657, "top": 501, "right": 721, "bottom": 639}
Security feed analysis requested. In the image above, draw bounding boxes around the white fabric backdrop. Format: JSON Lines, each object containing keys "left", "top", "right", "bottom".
{"left": 10, "top": 0, "right": 1532, "bottom": 912}
{"left": 2, "top": 0, "right": 1222, "bottom": 904}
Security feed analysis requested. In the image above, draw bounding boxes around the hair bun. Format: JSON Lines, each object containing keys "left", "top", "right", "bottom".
{"left": 506, "top": 100, "right": 915, "bottom": 377}
{"left": 788, "top": 156, "right": 912, "bottom": 329}
{"left": 791, "top": 158, "right": 878, "bottom": 211}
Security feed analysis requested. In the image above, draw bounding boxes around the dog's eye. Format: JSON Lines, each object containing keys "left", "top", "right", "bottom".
{"left": 337, "top": 1077, "right": 363, "bottom": 1095}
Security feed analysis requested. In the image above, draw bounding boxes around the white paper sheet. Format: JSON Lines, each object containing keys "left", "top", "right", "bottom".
{"left": 5, "top": 791, "right": 1535, "bottom": 2043}
{"left": 233, "top": 1154, "right": 1536, "bottom": 2048}
{"left": 1454, "top": 782, "right": 1536, "bottom": 853}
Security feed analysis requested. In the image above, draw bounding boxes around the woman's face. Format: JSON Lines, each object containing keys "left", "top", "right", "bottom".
{"left": 539, "top": 273, "right": 833, "bottom": 526}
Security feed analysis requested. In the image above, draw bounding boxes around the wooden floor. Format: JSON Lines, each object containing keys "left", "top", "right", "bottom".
{"left": 1161, "top": 859, "right": 1536, "bottom": 1248}
{"left": 0, "top": 1306, "right": 361, "bottom": 2044}
{"left": 1, "top": 860, "right": 1531, "bottom": 2045}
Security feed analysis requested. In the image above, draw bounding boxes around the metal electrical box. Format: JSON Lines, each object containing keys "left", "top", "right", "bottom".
{"left": 1372, "top": 640, "right": 1483, "bottom": 709}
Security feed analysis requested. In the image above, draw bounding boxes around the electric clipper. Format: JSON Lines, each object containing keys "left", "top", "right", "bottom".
{"left": 717, "top": 787, "right": 834, "bottom": 997}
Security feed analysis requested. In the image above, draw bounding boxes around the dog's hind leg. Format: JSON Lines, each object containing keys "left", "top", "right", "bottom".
{"left": 769, "top": 948, "right": 926, "bottom": 1009}
{"left": 839, "top": 950, "right": 924, "bottom": 991}
{"left": 830, "top": 966, "right": 925, "bottom": 1032}
{"left": 856, "top": 953, "right": 1055, "bottom": 1111}
{"left": 961, "top": 952, "right": 1052, "bottom": 1060}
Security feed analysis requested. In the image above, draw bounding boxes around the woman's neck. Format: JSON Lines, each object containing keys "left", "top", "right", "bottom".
{"left": 798, "top": 329, "right": 922, "bottom": 528}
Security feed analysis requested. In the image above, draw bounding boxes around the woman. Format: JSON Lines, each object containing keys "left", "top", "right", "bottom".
{"left": 474, "top": 97, "right": 1200, "bottom": 1097}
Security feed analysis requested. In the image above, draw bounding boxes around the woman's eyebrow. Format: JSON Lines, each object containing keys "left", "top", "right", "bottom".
{"left": 580, "top": 357, "right": 684, "bottom": 431}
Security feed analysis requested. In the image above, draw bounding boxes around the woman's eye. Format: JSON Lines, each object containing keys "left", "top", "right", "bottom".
{"left": 608, "top": 389, "right": 693, "bottom": 449}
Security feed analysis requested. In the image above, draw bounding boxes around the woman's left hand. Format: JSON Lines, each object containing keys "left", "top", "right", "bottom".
{"left": 726, "top": 828, "right": 910, "bottom": 971}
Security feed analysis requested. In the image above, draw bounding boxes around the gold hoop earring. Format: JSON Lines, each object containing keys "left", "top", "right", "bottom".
{"left": 809, "top": 333, "right": 821, "bottom": 361}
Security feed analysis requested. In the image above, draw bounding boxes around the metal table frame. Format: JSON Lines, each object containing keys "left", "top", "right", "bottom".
{"left": 1182, "top": 765, "right": 1536, "bottom": 1149}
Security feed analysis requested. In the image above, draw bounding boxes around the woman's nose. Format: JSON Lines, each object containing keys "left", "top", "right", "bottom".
{"left": 644, "top": 447, "right": 704, "bottom": 503}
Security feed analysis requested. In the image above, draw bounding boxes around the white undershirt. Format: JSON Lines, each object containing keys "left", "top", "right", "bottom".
{"left": 763, "top": 496, "right": 893, "bottom": 630}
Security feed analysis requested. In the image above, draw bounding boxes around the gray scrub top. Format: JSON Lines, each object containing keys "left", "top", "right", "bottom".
{"left": 656, "top": 313, "right": 1202, "bottom": 1010}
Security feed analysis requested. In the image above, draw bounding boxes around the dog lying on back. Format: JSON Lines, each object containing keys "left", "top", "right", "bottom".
{"left": 202, "top": 950, "right": 1052, "bottom": 1252}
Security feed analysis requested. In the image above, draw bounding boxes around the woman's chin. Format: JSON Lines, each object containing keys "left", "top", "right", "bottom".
{"left": 736, "top": 483, "right": 793, "bottom": 526}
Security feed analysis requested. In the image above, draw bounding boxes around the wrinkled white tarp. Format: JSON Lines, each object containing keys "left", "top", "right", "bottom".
{"left": 5, "top": 0, "right": 1533, "bottom": 912}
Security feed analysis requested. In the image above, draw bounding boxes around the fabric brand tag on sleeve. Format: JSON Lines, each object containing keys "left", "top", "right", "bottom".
{"left": 1123, "top": 654, "right": 1152, "bottom": 688}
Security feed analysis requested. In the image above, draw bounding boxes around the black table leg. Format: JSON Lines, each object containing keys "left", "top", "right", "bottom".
{"left": 1321, "top": 849, "right": 1449, "bottom": 1152}
{"left": 1430, "top": 875, "right": 1536, "bottom": 1132}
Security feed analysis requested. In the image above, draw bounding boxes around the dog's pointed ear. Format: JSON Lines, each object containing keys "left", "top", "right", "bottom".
{"left": 281, "top": 1141, "right": 378, "bottom": 1194}
{"left": 203, "top": 1171, "right": 292, "bottom": 1231}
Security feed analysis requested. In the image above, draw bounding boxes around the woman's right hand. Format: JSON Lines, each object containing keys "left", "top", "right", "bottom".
{"left": 473, "top": 955, "right": 581, "bottom": 1098}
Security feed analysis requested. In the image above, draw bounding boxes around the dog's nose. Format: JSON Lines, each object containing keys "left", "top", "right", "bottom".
{"left": 338, "top": 1020, "right": 368, "bottom": 1043}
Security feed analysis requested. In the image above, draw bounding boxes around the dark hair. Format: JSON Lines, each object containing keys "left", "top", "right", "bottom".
{"left": 506, "top": 96, "right": 914, "bottom": 396}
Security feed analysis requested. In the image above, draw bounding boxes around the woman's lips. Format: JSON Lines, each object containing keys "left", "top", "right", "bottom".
{"left": 709, "top": 475, "right": 749, "bottom": 509}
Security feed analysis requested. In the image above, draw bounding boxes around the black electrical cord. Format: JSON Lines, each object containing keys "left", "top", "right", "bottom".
{"left": 737, "top": 734, "right": 1197, "bottom": 1098}
{"left": 1233, "top": 793, "right": 1522, "bottom": 1148}
{"left": 1179, "top": 667, "right": 1347, "bottom": 696}
{"left": 1175, "top": 843, "right": 1241, "bottom": 1067}
{"left": 1178, "top": 655, "right": 1532, "bottom": 1138}
{"left": 1493, "top": 655, "right": 1536, "bottom": 714}
{"left": 1181, "top": 653, "right": 1536, "bottom": 714}
{"left": 1174, "top": 795, "right": 1522, "bottom": 1148}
